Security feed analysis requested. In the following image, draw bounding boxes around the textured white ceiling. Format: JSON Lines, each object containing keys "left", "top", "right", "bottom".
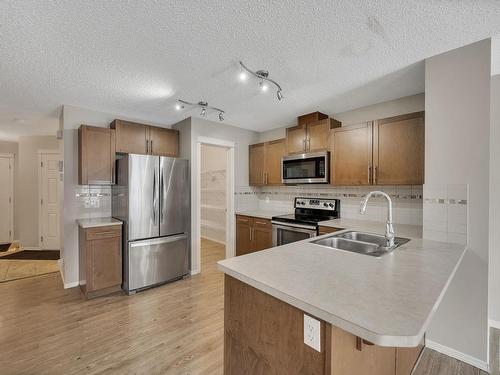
{"left": 1, "top": 1, "right": 500, "bottom": 139}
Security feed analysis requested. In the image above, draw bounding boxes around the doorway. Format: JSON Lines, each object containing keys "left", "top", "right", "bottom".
{"left": 0, "top": 153, "right": 14, "bottom": 246}
{"left": 195, "top": 137, "right": 235, "bottom": 274}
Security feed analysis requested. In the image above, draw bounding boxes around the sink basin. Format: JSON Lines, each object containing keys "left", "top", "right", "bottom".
{"left": 311, "top": 231, "right": 410, "bottom": 257}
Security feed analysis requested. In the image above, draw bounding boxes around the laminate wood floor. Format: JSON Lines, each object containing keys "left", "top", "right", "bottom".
{"left": 0, "top": 238, "right": 488, "bottom": 374}
{"left": 0, "top": 259, "right": 59, "bottom": 282}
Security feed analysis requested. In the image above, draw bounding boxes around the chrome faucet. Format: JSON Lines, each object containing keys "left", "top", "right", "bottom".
{"left": 359, "top": 191, "right": 395, "bottom": 248}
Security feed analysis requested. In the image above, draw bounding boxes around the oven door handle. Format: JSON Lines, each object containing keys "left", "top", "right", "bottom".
{"left": 272, "top": 222, "right": 317, "bottom": 232}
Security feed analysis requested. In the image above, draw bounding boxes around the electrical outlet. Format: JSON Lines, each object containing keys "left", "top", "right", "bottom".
{"left": 304, "top": 314, "right": 321, "bottom": 352}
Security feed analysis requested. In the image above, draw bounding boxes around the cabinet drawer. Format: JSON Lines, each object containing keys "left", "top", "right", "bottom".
{"left": 86, "top": 225, "right": 122, "bottom": 241}
{"left": 253, "top": 218, "right": 272, "bottom": 230}
{"left": 236, "top": 215, "right": 253, "bottom": 225}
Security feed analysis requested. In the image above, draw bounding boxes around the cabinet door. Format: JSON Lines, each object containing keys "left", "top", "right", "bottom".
{"left": 331, "top": 123, "right": 373, "bottom": 186}
{"left": 265, "top": 139, "right": 285, "bottom": 185}
{"left": 249, "top": 143, "right": 266, "bottom": 186}
{"left": 111, "top": 119, "right": 148, "bottom": 154}
{"left": 286, "top": 124, "right": 307, "bottom": 154}
{"left": 307, "top": 119, "right": 331, "bottom": 152}
{"left": 331, "top": 327, "right": 396, "bottom": 375}
{"left": 149, "top": 126, "right": 179, "bottom": 157}
{"left": 236, "top": 216, "right": 253, "bottom": 256}
{"left": 89, "top": 236, "right": 122, "bottom": 291}
{"left": 253, "top": 219, "right": 272, "bottom": 251}
{"left": 79, "top": 125, "right": 115, "bottom": 185}
{"left": 318, "top": 226, "right": 343, "bottom": 235}
{"left": 373, "top": 112, "right": 424, "bottom": 185}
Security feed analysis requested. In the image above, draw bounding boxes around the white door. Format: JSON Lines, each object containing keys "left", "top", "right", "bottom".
{"left": 0, "top": 155, "right": 14, "bottom": 244}
{"left": 40, "top": 152, "right": 60, "bottom": 250}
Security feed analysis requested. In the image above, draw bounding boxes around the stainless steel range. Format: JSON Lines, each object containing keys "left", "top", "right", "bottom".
{"left": 272, "top": 197, "right": 340, "bottom": 246}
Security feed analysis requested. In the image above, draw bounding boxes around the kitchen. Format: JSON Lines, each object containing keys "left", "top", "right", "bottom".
{"left": 0, "top": 2, "right": 499, "bottom": 374}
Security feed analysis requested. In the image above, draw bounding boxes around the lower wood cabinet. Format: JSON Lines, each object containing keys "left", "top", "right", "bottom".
{"left": 224, "top": 275, "right": 425, "bottom": 375}
{"left": 79, "top": 224, "right": 122, "bottom": 299}
{"left": 318, "top": 226, "right": 343, "bottom": 235}
{"left": 236, "top": 215, "right": 272, "bottom": 256}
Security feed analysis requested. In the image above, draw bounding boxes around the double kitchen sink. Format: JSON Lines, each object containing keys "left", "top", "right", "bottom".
{"left": 311, "top": 231, "right": 410, "bottom": 258}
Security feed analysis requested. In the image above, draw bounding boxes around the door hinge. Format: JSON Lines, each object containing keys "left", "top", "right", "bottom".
{"left": 9, "top": 163, "right": 11, "bottom": 170}
{"left": 9, "top": 197, "right": 11, "bottom": 203}
{"left": 40, "top": 198, "right": 43, "bottom": 205}
{"left": 41, "top": 161, "right": 43, "bottom": 168}
{"left": 9, "top": 230, "right": 11, "bottom": 237}
{"left": 40, "top": 235, "right": 43, "bottom": 242}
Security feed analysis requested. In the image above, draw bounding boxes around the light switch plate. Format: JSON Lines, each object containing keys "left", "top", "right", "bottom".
{"left": 304, "top": 314, "right": 321, "bottom": 352}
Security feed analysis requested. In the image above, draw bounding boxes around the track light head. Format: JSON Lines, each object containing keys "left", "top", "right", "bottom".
{"left": 239, "top": 71, "right": 248, "bottom": 81}
{"left": 277, "top": 90, "right": 283, "bottom": 101}
{"left": 239, "top": 61, "right": 283, "bottom": 101}
{"left": 200, "top": 107, "right": 206, "bottom": 117}
{"left": 260, "top": 81, "right": 269, "bottom": 92}
{"left": 219, "top": 112, "right": 224, "bottom": 121}
{"left": 175, "top": 103, "right": 184, "bottom": 111}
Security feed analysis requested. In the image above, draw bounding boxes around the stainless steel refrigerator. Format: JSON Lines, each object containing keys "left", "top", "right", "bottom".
{"left": 112, "top": 154, "right": 190, "bottom": 294}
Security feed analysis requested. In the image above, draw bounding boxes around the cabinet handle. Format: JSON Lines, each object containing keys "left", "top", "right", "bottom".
{"left": 146, "top": 139, "right": 149, "bottom": 154}
{"left": 255, "top": 221, "right": 267, "bottom": 225}
{"left": 307, "top": 138, "right": 311, "bottom": 151}
{"left": 93, "top": 231, "right": 117, "bottom": 236}
{"left": 150, "top": 140, "right": 153, "bottom": 154}
{"left": 374, "top": 166, "right": 378, "bottom": 185}
{"left": 367, "top": 165, "right": 371, "bottom": 185}
{"left": 303, "top": 139, "right": 307, "bottom": 151}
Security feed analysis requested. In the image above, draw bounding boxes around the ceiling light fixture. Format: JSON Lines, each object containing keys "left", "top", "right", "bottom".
{"left": 177, "top": 99, "right": 225, "bottom": 121}
{"left": 175, "top": 103, "right": 184, "bottom": 111}
{"left": 239, "top": 61, "right": 284, "bottom": 100}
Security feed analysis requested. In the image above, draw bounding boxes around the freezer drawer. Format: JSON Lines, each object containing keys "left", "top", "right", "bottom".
{"left": 125, "top": 234, "right": 189, "bottom": 292}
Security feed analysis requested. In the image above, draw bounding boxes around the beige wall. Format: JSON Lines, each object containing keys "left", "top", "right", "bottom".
{"left": 425, "top": 39, "right": 491, "bottom": 364}
{"left": 258, "top": 93, "right": 425, "bottom": 142}
{"left": 16, "top": 136, "right": 59, "bottom": 247}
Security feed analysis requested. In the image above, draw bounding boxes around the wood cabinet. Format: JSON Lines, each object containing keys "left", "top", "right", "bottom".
{"left": 224, "top": 274, "right": 425, "bottom": 375}
{"left": 78, "top": 125, "right": 116, "bottom": 185}
{"left": 331, "top": 122, "right": 373, "bottom": 186}
{"left": 318, "top": 226, "right": 343, "bottom": 235}
{"left": 286, "top": 117, "right": 341, "bottom": 155}
{"left": 373, "top": 112, "right": 424, "bottom": 185}
{"left": 236, "top": 215, "right": 272, "bottom": 256}
{"left": 79, "top": 224, "right": 122, "bottom": 299}
{"left": 330, "top": 112, "right": 424, "bottom": 186}
{"left": 111, "top": 119, "right": 179, "bottom": 157}
{"left": 249, "top": 139, "right": 286, "bottom": 186}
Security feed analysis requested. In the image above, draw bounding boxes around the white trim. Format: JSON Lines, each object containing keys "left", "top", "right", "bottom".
{"left": 194, "top": 137, "right": 235, "bottom": 274}
{"left": 0, "top": 153, "right": 15, "bottom": 244}
{"left": 38, "top": 150, "right": 60, "bottom": 250}
{"left": 426, "top": 339, "right": 489, "bottom": 372}
{"left": 22, "top": 246, "right": 42, "bottom": 250}
{"left": 57, "top": 259, "right": 78, "bottom": 289}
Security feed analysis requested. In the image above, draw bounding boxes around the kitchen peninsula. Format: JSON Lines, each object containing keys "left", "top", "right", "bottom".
{"left": 218, "top": 220, "right": 466, "bottom": 375}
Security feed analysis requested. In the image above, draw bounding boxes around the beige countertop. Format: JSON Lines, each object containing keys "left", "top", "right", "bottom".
{"left": 218, "top": 220, "right": 465, "bottom": 347}
{"left": 235, "top": 209, "right": 290, "bottom": 220}
{"left": 77, "top": 217, "right": 123, "bottom": 229}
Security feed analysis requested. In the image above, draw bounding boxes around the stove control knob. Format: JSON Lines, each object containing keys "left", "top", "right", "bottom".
{"left": 323, "top": 203, "right": 328, "bottom": 207}
{"left": 329, "top": 203, "right": 334, "bottom": 208}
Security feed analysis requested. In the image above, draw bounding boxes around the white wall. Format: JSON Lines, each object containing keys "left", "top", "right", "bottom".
{"left": 489, "top": 74, "right": 500, "bottom": 324}
{"left": 258, "top": 93, "right": 425, "bottom": 142}
{"left": 173, "top": 117, "right": 259, "bottom": 272}
{"left": 424, "top": 39, "right": 491, "bottom": 365}
{"left": 17, "top": 136, "right": 59, "bottom": 247}
{"left": 61, "top": 104, "right": 173, "bottom": 287}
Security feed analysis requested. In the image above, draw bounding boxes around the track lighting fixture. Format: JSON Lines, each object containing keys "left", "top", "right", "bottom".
{"left": 177, "top": 99, "right": 225, "bottom": 121}
{"left": 239, "top": 61, "right": 284, "bottom": 100}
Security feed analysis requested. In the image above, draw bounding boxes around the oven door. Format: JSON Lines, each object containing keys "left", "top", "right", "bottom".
{"left": 282, "top": 151, "right": 329, "bottom": 184}
{"left": 272, "top": 222, "right": 318, "bottom": 247}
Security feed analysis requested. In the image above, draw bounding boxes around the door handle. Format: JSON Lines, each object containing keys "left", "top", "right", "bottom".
{"left": 160, "top": 171, "right": 164, "bottom": 223}
{"left": 152, "top": 171, "right": 157, "bottom": 224}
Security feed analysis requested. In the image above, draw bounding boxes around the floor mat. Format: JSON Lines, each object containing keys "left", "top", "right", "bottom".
{"left": 1, "top": 250, "right": 59, "bottom": 260}
{"left": 0, "top": 243, "right": 11, "bottom": 252}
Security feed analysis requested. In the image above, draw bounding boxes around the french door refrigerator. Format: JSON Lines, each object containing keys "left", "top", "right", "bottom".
{"left": 112, "top": 154, "right": 190, "bottom": 294}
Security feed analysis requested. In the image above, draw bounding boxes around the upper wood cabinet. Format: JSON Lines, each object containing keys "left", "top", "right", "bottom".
{"left": 249, "top": 139, "right": 286, "bottom": 186}
{"left": 149, "top": 126, "right": 179, "bottom": 157}
{"left": 78, "top": 125, "right": 116, "bottom": 185}
{"left": 286, "top": 118, "right": 341, "bottom": 155}
{"left": 111, "top": 119, "right": 148, "bottom": 154}
{"left": 330, "top": 112, "right": 424, "bottom": 186}
{"left": 373, "top": 112, "right": 424, "bottom": 185}
{"left": 111, "top": 119, "right": 179, "bottom": 157}
{"left": 331, "top": 122, "right": 373, "bottom": 186}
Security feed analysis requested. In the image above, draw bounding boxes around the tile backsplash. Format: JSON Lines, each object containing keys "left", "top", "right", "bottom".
{"left": 235, "top": 185, "right": 423, "bottom": 226}
{"left": 75, "top": 185, "right": 112, "bottom": 219}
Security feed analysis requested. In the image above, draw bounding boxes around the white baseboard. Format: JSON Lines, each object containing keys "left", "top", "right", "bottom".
{"left": 426, "top": 339, "right": 489, "bottom": 372}
{"left": 23, "top": 246, "right": 42, "bottom": 250}
{"left": 489, "top": 319, "right": 500, "bottom": 330}
{"left": 190, "top": 268, "right": 201, "bottom": 276}
{"left": 58, "top": 261, "right": 79, "bottom": 289}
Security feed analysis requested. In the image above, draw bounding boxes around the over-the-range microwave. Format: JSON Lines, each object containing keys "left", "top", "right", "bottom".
{"left": 281, "top": 151, "right": 329, "bottom": 184}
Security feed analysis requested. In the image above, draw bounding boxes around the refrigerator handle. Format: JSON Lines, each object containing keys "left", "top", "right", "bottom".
{"left": 152, "top": 170, "right": 157, "bottom": 224}
{"left": 160, "top": 169, "right": 164, "bottom": 224}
